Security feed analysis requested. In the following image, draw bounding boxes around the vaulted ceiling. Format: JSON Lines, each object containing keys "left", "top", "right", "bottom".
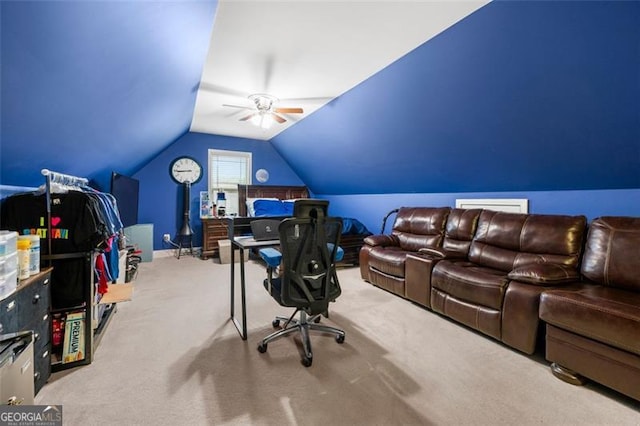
{"left": 191, "top": 0, "right": 488, "bottom": 140}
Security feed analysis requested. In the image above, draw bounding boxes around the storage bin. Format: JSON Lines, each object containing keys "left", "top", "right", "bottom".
{"left": 218, "top": 239, "right": 249, "bottom": 264}
{"left": 0, "top": 251, "right": 18, "bottom": 276}
{"left": 0, "top": 269, "right": 18, "bottom": 301}
{"left": 0, "top": 231, "right": 18, "bottom": 256}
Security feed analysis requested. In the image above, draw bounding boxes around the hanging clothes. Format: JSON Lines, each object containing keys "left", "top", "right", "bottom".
{"left": 1, "top": 184, "right": 125, "bottom": 308}
{"left": 1, "top": 190, "right": 121, "bottom": 254}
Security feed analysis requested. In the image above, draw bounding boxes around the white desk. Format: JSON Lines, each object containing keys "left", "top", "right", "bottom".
{"left": 230, "top": 236, "right": 279, "bottom": 340}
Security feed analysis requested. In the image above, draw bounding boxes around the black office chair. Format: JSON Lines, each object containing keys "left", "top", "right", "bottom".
{"left": 257, "top": 201, "right": 345, "bottom": 367}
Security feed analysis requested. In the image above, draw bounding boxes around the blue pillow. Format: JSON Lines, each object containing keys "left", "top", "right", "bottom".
{"left": 253, "top": 199, "right": 288, "bottom": 216}
{"left": 282, "top": 201, "right": 294, "bottom": 216}
{"left": 342, "top": 218, "right": 372, "bottom": 235}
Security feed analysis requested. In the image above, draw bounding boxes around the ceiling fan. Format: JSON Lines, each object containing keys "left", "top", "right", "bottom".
{"left": 223, "top": 94, "right": 303, "bottom": 129}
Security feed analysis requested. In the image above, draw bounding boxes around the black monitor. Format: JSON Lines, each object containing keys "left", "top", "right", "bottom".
{"left": 293, "top": 199, "right": 329, "bottom": 218}
{"left": 110, "top": 172, "right": 139, "bottom": 228}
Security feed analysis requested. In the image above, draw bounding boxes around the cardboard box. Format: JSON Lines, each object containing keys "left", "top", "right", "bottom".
{"left": 62, "top": 312, "right": 85, "bottom": 363}
{"left": 218, "top": 239, "right": 248, "bottom": 264}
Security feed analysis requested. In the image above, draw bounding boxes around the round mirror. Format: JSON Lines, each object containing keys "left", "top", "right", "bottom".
{"left": 255, "top": 168, "right": 269, "bottom": 183}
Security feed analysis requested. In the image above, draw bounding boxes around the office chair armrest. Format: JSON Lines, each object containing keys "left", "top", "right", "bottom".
{"left": 260, "top": 245, "right": 343, "bottom": 266}
{"left": 327, "top": 243, "right": 344, "bottom": 262}
{"left": 259, "top": 247, "right": 282, "bottom": 268}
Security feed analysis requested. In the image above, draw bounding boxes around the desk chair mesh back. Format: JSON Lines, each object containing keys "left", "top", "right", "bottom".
{"left": 257, "top": 213, "right": 345, "bottom": 367}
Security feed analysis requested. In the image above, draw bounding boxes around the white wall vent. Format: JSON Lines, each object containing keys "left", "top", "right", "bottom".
{"left": 455, "top": 198, "right": 529, "bottom": 213}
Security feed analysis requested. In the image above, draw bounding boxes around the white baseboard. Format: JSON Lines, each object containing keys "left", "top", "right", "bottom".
{"left": 153, "top": 247, "right": 202, "bottom": 259}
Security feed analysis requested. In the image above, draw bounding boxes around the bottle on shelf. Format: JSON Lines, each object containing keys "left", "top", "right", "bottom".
{"left": 26, "top": 234, "right": 40, "bottom": 275}
{"left": 17, "top": 237, "right": 30, "bottom": 280}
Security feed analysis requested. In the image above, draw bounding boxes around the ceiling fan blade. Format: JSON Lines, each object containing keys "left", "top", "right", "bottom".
{"left": 274, "top": 107, "right": 303, "bottom": 114}
{"left": 222, "top": 104, "right": 253, "bottom": 110}
{"left": 271, "top": 113, "right": 286, "bottom": 124}
{"left": 239, "top": 113, "right": 257, "bottom": 122}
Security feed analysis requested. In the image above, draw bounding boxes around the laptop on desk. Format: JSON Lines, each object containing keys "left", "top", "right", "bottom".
{"left": 250, "top": 219, "right": 282, "bottom": 241}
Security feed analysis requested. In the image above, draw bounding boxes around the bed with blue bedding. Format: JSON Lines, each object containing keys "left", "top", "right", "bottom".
{"left": 238, "top": 184, "right": 371, "bottom": 264}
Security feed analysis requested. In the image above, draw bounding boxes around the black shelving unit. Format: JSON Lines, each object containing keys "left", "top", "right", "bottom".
{"left": 40, "top": 169, "right": 118, "bottom": 372}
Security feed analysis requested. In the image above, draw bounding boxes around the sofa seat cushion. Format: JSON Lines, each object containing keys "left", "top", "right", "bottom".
{"left": 432, "top": 261, "right": 510, "bottom": 310}
{"left": 540, "top": 286, "right": 640, "bottom": 356}
{"left": 368, "top": 246, "right": 408, "bottom": 278}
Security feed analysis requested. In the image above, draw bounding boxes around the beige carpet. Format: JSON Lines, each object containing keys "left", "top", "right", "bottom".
{"left": 36, "top": 255, "right": 639, "bottom": 425}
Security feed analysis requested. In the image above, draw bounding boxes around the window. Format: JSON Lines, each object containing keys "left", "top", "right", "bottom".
{"left": 208, "top": 149, "right": 252, "bottom": 215}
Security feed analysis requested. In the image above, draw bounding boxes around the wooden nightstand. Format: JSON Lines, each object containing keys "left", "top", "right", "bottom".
{"left": 201, "top": 218, "right": 229, "bottom": 260}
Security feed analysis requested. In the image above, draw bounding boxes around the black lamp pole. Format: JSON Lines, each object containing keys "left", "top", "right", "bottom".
{"left": 177, "top": 181, "right": 193, "bottom": 258}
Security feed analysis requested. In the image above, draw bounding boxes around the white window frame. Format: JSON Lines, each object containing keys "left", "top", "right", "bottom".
{"left": 208, "top": 149, "right": 252, "bottom": 215}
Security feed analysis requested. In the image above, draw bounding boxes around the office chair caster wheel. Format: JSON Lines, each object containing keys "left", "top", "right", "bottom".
{"left": 336, "top": 334, "right": 345, "bottom": 344}
{"left": 302, "top": 356, "right": 313, "bottom": 367}
{"left": 272, "top": 319, "right": 280, "bottom": 328}
{"left": 257, "top": 343, "right": 268, "bottom": 353}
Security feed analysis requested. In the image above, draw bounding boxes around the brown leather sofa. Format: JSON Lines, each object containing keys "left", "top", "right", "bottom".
{"left": 430, "top": 210, "right": 587, "bottom": 354}
{"left": 359, "top": 207, "right": 450, "bottom": 298}
{"left": 539, "top": 216, "right": 640, "bottom": 401}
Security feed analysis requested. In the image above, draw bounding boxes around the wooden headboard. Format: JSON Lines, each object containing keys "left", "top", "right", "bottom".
{"left": 238, "top": 184, "right": 309, "bottom": 217}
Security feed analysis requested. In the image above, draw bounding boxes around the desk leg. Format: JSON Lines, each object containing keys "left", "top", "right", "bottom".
{"left": 230, "top": 242, "right": 235, "bottom": 318}
{"left": 239, "top": 248, "right": 247, "bottom": 339}
{"left": 230, "top": 245, "right": 248, "bottom": 340}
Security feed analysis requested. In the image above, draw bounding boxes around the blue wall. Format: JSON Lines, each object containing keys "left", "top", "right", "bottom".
{"left": 133, "top": 132, "right": 303, "bottom": 249}
{"left": 271, "top": 1, "right": 640, "bottom": 195}
{"left": 319, "top": 189, "right": 640, "bottom": 237}
{"left": 0, "top": 0, "right": 217, "bottom": 190}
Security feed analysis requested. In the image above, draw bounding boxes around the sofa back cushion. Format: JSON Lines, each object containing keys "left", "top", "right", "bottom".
{"left": 391, "top": 207, "right": 450, "bottom": 251}
{"left": 442, "top": 208, "right": 482, "bottom": 255}
{"left": 581, "top": 216, "right": 640, "bottom": 292}
{"left": 469, "top": 210, "right": 587, "bottom": 272}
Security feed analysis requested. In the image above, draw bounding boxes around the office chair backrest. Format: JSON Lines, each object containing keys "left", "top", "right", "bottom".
{"left": 278, "top": 215, "right": 342, "bottom": 315}
{"left": 293, "top": 199, "right": 329, "bottom": 219}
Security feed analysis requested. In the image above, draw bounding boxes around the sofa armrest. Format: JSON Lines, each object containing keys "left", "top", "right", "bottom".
{"left": 363, "top": 234, "right": 398, "bottom": 247}
{"left": 508, "top": 263, "right": 580, "bottom": 286}
{"left": 419, "top": 247, "right": 466, "bottom": 259}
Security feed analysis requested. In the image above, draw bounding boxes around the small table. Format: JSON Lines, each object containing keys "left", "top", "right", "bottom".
{"left": 230, "top": 235, "right": 279, "bottom": 340}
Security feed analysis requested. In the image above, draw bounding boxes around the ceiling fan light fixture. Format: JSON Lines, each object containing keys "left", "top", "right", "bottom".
{"left": 231, "top": 93, "right": 303, "bottom": 128}
{"left": 251, "top": 110, "right": 273, "bottom": 129}
{"left": 249, "top": 93, "right": 278, "bottom": 111}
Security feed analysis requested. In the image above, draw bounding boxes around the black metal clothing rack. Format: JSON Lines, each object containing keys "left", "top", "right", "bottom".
{"left": 39, "top": 168, "right": 114, "bottom": 371}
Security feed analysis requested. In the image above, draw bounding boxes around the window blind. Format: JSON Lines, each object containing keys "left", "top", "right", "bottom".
{"left": 210, "top": 153, "right": 249, "bottom": 190}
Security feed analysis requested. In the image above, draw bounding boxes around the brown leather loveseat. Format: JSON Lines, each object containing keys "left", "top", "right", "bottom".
{"left": 539, "top": 216, "right": 640, "bottom": 401}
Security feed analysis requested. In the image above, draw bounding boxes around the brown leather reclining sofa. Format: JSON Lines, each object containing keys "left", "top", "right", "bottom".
{"left": 360, "top": 208, "right": 640, "bottom": 401}
{"left": 362, "top": 208, "right": 587, "bottom": 353}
